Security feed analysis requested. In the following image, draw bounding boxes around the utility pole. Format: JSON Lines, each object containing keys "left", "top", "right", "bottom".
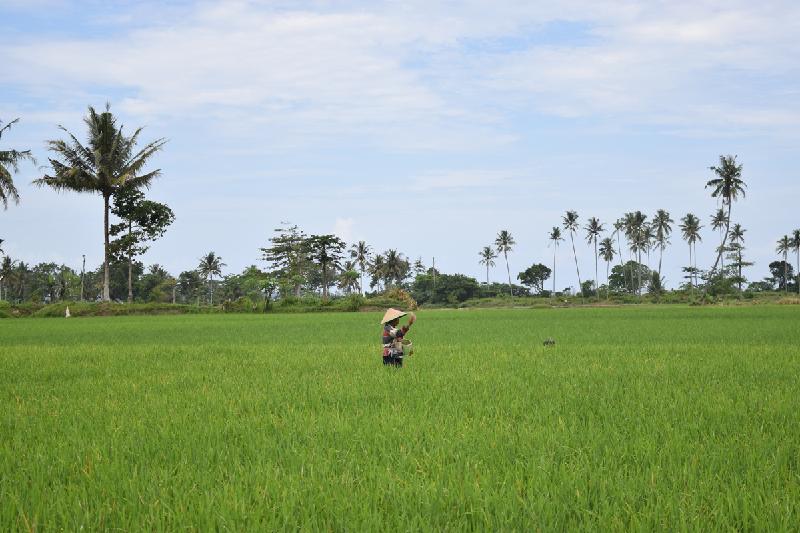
{"left": 80, "top": 254, "right": 86, "bottom": 301}
{"left": 432, "top": 256, "right": 436, "bottom": 302}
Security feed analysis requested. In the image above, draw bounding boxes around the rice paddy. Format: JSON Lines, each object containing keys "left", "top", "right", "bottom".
{"left": 1, "top": 306, "right": 799, "bottom": 530}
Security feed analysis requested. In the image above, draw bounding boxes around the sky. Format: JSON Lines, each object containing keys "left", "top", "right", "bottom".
{"left": 1, "top": 0, "right": 799, "bottom": 290}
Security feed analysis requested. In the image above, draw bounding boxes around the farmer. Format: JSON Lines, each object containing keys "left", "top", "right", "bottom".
{"left": 381, "top": 308, "right": 416, "bottom": 367}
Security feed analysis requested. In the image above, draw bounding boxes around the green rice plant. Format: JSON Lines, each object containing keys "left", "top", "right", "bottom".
{"left": 1, "top": 306, "right": 799, "bottom": 530}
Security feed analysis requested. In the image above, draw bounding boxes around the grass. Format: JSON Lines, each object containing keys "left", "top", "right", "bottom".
{"left": 1, "top": 306, "right": 799, "bottom": 530}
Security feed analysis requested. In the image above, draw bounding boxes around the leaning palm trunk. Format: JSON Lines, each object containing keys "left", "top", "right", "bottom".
{"left": 569, "top": 232, "right": 582, "bottom": 297}
{"left": 783, "top": 256, "right": 789, "bottom": 292}
{"left": 552, "top": 248, "right": 556, "bottom": 298}
{"left": 504, "top": 251, "right": 513, "bottom": 296}
{"left": 706, "top": 203, "right": 732, "bottom": 290}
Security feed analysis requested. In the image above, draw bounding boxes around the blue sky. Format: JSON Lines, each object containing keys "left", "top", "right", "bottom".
{"left": 2, "top": 0, "right": 798, "bottom": 289}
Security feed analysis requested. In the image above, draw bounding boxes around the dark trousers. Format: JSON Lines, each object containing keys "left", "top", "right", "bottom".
{"left": 383, "top": 354, "right": 403, "bottom": 367}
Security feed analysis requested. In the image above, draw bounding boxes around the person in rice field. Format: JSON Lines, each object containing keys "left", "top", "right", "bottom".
{"left": 381, "top": 308, "right": 416, "bottom": 367}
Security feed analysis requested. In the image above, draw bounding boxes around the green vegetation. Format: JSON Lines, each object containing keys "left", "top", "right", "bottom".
{"left": 2, "top": 306, "right": 799, "bottom": 530}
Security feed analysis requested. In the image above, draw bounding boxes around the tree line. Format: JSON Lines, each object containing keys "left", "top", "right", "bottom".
{"left": 2, "top": 109, "right": 800, "bottom": 306}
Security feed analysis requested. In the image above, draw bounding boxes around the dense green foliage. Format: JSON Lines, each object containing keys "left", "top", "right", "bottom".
{"left": 2, "top": 307, "right": 799, "bottom": 529}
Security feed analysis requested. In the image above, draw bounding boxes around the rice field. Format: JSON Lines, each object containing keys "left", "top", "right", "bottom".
{"left": 1, "top": 306, "right": 799, "bottom": 530}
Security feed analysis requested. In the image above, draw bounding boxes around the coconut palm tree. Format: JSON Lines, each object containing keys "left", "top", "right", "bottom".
{"left": 562, "top": 211, "right": 583, "bottom": 297}
{"left": 584, "top": 217, "right": 604, "bottom": 300}
{"left": 792, "top": 229, "right": 800, "bottom": 294}
{"left": 652, "top": 209, "right": 673, "bottom": 278}
{"left": 383, "top": 249, "right": 409, "bottom": 288}
{"left": 706, "top": 155, "right": 747, "bottom": 279}
{"left": 338, "top": 261, "right": 360, "bottom": 295}
{"left": 776, "top": 235, "right": 792, "bottom": 293}
{"left": 495, "top": 230, "right": 516, "bottom": 296}
{"left": 478, "top": 246, "right": 497, "bottom": 284}
{"left": 729, "top": 223, "right": 746, "bottom": 291}
{"left": 349, "top": 241, "right": 371, "bottom": 295}
{"left": 710, "top": 208, "right": 728, "bottom": 271}
{"left": 34, "top": 105, "right": 166, "bottom": 301}
{"left": 598, "top": 237, "right": 615, "bottom": 300}
{"left": 612, "top": 218, "right": 625, "bottom": 286}
{"left": 369, "top": 254, "right": 386, "bottom": 291}
{"left": 1, "top": 118, "right": 35, "bottom": 209}
{"left": 198, "top": 251, "right": 225, "bottom": 305}
{"left": 622, "top": 211, "right": 648, "bottom": 295}
{"left": 679, "top": 213, "right": 702, "bottom": 291}
{"left": 548, "top": 227, "right": 563, "bottom": 298}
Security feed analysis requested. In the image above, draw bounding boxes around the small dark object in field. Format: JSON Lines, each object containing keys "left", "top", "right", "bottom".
{"left": 543, "top": 337, "right": 556, "bottom": 346}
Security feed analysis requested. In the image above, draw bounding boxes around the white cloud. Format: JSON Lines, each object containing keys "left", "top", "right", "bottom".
{"left": 5, "top": 0, "right": 800, "bottom": 142}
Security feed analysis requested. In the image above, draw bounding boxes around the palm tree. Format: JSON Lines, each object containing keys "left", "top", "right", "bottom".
{"left": 776, "top": 236, "right": 791, "bottom": 293}
{"left": 562, "top": 211, "right": 583, "bottom": 297}
{"left": 198, "top": 251, "right": 225, "bottom": 305}
{"left": 478, "top": 246, "right": 497, "bottom": 284}
{"left": 495, "top": 230, "right": 516, "bottom": 296}
{"left": 729, "top": 223, "right": 746, "bottom": 291}
{"left": 584, "top": 217, "right": 604, "bottom": 299}
{"left": 710, "top": 208, "right": 728, "bottom": 271}
{"left": 383, "top": 249, "right": 409, "bottom": 287}
{"left": 1, "top": 118, "right": 35, "bottom": 209}
{"left": 548, "top": 227, "right": 563, "bottom": 298}
{"left": 369, "top": 254, "right": 386, "bottom": 292}
{"left": 792, "top": 229, "right": 800, "bottom": 294}
{"left": 652, "top": 209, "right": 673, "bottom": 278}
{"left": 679, "top": 213, "right": 702, "bottom": 292}
{"left": 34, "top": 105, "right": 166, "bottom": 301}
{"left": 623, "top": 211, "right": 648, "bottom": 295}
{"left": 706, "top": 155, "right": 747, "bottom": 279}
{"left": 349, "top": 241, "right": 371, "bottom": 295}
{"left": 338, "top": 261, "right": 360, "bottom": 295}
{"left": 598, "top": 237, "right": 615, "bottom": 300}
{"left": 612, "top": 218, "right": 625, "bottom": 286}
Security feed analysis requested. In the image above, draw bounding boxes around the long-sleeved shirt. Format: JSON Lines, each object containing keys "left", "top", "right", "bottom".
{"left": 382, "top": 324, "right": 408, "bottom": 355}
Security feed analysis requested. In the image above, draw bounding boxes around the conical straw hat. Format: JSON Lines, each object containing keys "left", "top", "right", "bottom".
{"left": 380, "top": 308, "right": 407, "bottom": 324}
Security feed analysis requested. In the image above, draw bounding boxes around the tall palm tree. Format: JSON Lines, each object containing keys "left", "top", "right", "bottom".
{"left": 652, "top": 209, "right": 673, "bottom": 278}
{"left": 383, "top": 249, "right": 408, "bottom": 287}
{"left": 679, "top": 213, "right": 702, "bottom": 292}
{"left": 1, "top": 118, "right": 35, "bottom": 209}
{"left": 710, "top": 208, "right": 728, "bottom": 271}
{"left": 198, "top": 251, "right": 225, "bottom": 305}
{"left": 623, "top": 211, "right": 648, "bottom": 295}
{"left": 706, "top": 155, "right": 747, "bottom": 279}
{"left": 792, "top": 229, "right": 800, "bottom": 294}
{"left": 34, "top": 105, "right": 166, "bottom": 301}
{"left": 495, "top": 230, "right": 516, "bottom": 296}
{"left": 478, "top": 246, "right": 497, "bottom": 284}
{"left": 612, "top": 218, "right": 625, "bottom": 286}
{"left": 349, "top": 241, "right": 371, "bottom": 295}
{"left": 338, "top": 261, "right": 360, "bottom": 295}
{"left": 548, "top": 227, "right": 563, "bottom": 297}
{"left": 369, "top": 254, "right": 386, "bottom": 292}
{"left": 598, "top": 237, "right": 615, "bottom": 300}
{"left": 776, "top": 236, "right": 791, "bottom": 293}
{"left": 729, "top": 223, "right": 746, "bottom": 291}
{"left": 562, "top": 211, "right": 582, "bottom": 297}
{"left": 584, "top": 217, "right": 604, "bottom": 299}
